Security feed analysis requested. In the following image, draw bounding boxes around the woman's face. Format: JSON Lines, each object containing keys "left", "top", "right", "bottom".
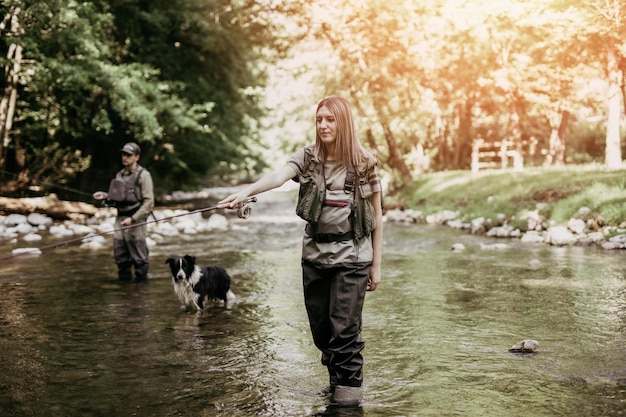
{"left": 316, "top": 105, "right": 337, "bottom": 147}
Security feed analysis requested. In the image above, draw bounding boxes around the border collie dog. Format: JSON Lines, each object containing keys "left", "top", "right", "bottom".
{"left": 165, "top": 255, "right": 234, "bottom": 311}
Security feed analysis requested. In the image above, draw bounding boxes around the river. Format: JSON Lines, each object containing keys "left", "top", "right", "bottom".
{"left": 1, "top": 189, "right": 625, "bottom": 416}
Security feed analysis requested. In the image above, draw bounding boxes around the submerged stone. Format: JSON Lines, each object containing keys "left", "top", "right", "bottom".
{"left": 509, "top": 339, "right": 539, "bottom": 353}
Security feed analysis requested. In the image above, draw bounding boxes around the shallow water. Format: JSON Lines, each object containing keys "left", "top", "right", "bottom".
{"left": 1, "top": 192, "right": 626, "bottom": 416}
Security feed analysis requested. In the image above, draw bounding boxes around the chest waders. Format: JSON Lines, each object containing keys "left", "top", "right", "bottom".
{"left": 112, "top": 167, "right": 150, "bottom": 282}
{"left": 294, "top": 146, "right": 378, "bottom": 401}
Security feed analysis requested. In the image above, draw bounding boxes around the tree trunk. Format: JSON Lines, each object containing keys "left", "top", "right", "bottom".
{"left": 349, "top": 93, "right": 379, "bottom": 152}
{"left": 621, "top": 53, "right": 626, "bottom": 104}
{"left": 605, "top": 45, "right": 623, "bottom": 169}
{"left": 363, "top": 127, "right": 377, "bottom": 153}
{"left": 433, "top": 110, "right": 450, "bottom": 170}
{"left": 453, "top": 100, "right": 473, "bottom": 170}
{"left": 372, "top": 102, "right": 412, "bottom": 182}
{"left": 0, "top": 7, "right": 22, "bottom": 171}
{"left": 545, "top": 109, "right": 569, "bottom": 166}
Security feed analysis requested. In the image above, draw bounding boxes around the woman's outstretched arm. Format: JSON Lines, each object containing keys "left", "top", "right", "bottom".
{"left": 219, "top": 165, "right": 297, "bottom": 208}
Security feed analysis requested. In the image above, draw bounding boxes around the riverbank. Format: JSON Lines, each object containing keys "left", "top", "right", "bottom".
{"left": 3, "top": 164, "right": 626, "bottom": 257}
{"left": 0, "top": 185, "right": 300, "bottom": 258}
{"left": 385, "top": 163, "right": 626, "bottom": 249}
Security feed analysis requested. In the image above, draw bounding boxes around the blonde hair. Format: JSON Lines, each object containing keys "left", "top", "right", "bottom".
{"left": 315, "top": 96, "right": 368, "bottom": 167}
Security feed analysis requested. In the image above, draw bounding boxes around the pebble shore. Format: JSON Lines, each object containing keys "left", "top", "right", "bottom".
{"left": 3, "top": 190, "right": 626, "bottom": 258}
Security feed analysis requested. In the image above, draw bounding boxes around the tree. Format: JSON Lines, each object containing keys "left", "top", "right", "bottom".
{"left": 583, "top": 0, "right": 626, "bottom": 169}
{"left": 0, "top": 0, "right": 295, "bottom": 196}
{"left": 549, "top": 0, "right": 625, "bottom": 168}
{"left": 0, "top": 0, "right": 99, "bottom": 195}
{"left": 3, "top": 0, "right": 621, "bottom": 198}
{"left": 303, "top": 0, "right": 428, "bottom": 185}
{"left": 0, "top": 0, "right": 193, "bottom": 194}
{"left": 297, "top": 0, "right": 608, "bottom": 177}
{"left": 0, "top": 4, "right": 21, "bottom": 173}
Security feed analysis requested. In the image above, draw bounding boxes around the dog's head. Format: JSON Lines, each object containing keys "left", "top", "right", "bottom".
{"left": 165, "top": 255, "right": 196, "bottom": 282}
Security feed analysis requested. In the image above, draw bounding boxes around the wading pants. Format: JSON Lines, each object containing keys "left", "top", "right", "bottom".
{"left": 302, "top": 260, "right": 370, "bottom": 387}
{"left": 114, "top": 217, "right": 149, "bottom": 281}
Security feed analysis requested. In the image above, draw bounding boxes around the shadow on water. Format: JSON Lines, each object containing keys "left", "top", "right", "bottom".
{"left": 1, "top": 194, "right": 626, "bottom": 416}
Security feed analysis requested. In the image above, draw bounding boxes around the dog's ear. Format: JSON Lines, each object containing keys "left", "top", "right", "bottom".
{"left": 184, "top": 254, "right": 196, "bottom": 263}
{"left": 165, "top": 258, "right": 173, "bottom": 265}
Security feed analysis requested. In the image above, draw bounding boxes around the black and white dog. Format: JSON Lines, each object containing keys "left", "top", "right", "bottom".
{"left": 165, "top": 255, "right": 234, "bottom": 311}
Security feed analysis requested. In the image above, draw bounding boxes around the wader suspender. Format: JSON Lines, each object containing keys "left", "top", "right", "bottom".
{"left": 132, "top": 167, "right": 144, "bottom": 201}
{"left": 344, "top": 166, "right": 356, "bottom": 194}
{"left": 132, "top": 167, "right": 157, "bottom": 222}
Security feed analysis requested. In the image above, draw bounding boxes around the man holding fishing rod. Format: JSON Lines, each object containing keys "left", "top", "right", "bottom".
{"left": 93, "top": 142, "right": 154, "bottom": 282}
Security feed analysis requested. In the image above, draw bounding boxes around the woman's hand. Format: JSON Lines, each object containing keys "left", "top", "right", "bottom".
{"left": 218, "top": 192, "right": 249, "bottom": 209}
{"left": 367, "top": 265, "right": 381, "bottom": 291}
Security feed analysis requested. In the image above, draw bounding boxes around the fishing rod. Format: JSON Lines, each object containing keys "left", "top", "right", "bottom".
{"left": 0, "top": 197, "right": 257, "bottom": 262}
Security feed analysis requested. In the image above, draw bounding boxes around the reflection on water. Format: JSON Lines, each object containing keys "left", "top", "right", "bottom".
{"left": 1, "top": 197, "right": 626, "bottom": 416}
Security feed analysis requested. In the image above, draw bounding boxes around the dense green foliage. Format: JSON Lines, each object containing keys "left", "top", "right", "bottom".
{"left": 0, "top": 0, "right": 299, "bottom": 197}
{"left": 0, "top": 0, "right": 625, "bottom": 202}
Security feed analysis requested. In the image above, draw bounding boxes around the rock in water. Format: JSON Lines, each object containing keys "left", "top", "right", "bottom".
{"left": 508, "top": 339, "right": 539, "bottom": 353}
{"left": 451, "top": 243, "right": 466, "bottom": 252}
{"left": 12, "top": 247, "right": 42, "bottom": 257}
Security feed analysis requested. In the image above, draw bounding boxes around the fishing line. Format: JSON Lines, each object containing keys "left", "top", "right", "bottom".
{"left": 0, "top": 197, "right": 257, "bottom": 262}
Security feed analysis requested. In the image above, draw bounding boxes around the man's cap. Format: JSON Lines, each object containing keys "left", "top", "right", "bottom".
{"left": 120, "top": 142, "right": 141, "bottom": 155}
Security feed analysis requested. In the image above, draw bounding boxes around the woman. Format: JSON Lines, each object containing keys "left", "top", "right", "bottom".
{"left": 219, "top": 96, "right": 383, "bottom": 406}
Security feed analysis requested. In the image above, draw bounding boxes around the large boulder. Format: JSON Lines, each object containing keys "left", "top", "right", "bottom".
{"left": 567, "top": 218, "right": 586, "bottom": 235}
{"left": 545, "top": 226, "right": 577, "bottom": 246}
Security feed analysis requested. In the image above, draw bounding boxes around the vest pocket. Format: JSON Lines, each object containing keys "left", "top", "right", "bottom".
{"left": 354, "top": 197, "right": 376, "bottom": 239}
{"left": 295, "top": 174, "right": 324, "bottom": 223}
{"left": 316, "top": 190, "right": 353, "bottom": 235}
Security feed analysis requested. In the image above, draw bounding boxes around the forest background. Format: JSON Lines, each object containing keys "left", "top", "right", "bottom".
{"left": 0, "top": 0, "right": 625, "bottom": 203}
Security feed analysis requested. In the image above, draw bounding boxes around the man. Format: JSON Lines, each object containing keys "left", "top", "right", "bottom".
{"left": 93, "top": 142, "right": 154, "bottom": 282}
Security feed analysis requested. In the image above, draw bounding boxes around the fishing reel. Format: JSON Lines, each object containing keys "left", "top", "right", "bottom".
{"left": 237, "top": 196, "right": 257, "bottom": 219}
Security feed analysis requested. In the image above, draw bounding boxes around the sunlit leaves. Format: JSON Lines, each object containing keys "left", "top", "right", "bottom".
{"left": 285, "top": 0, "right": 617, "bottom": 176}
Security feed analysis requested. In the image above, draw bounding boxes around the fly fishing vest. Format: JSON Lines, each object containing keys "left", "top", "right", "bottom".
{"left": 295, "top": 146, "right": 377, "bottom": 242}
{"left": 108, "top": 166, "right": 144, "bottom": 215}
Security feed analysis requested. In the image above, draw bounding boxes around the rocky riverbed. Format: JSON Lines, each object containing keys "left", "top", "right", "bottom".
{"left": 2, "top": 186, "right": 626, "bottom": 258}
{"left": 385, "top": 205, "right": 626, "bottom": 250}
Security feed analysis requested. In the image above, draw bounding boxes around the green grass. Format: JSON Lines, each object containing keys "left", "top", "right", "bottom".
{"left": 390, "top": 164, "right": 626, "bottom": 226}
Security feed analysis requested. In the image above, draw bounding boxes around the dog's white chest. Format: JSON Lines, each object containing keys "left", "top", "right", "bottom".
{"left": 173, "top": 279, "right": 198, "bottom": 307}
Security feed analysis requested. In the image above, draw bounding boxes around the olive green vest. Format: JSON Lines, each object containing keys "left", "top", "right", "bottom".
{"left": 110, "top": 166, "right": 144, "bottom": 215}
{"left": 295, "top": 146, "right": 376, "bottom": 241}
